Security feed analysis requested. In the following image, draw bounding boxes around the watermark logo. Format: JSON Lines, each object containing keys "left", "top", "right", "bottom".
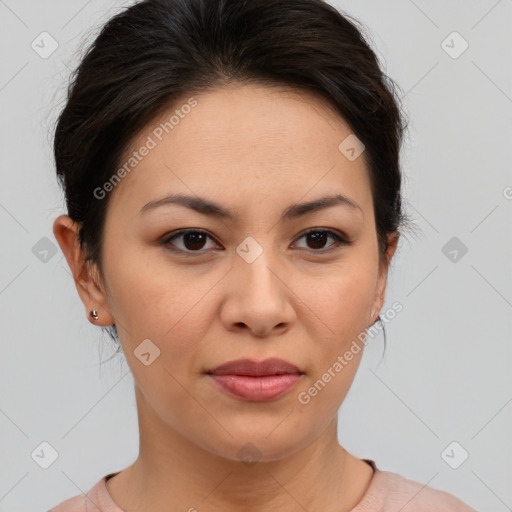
{"left": 32, "top": 236, "right": 58, "bottom": 263}
{"left": 442, "top": 236, "right": 468, "bottom": 263}
{"left": 31, "top": 31, "right": 58, "bottom": 59}
{"left": 441, "top": 31, "right": 469, "bottom": 60}
{"left": 236, "top": 236, "right": 264, "bottom": 264}
{"left": 441, "top": 441, "right": 469, "bottom": 469}
{"left": 134, "top": 338, "right": 161, "bottom": 366}
{"left": 237, "top": 442, "right": 262, "bottom": 467}
{"left": 31, "top": 441, "right": 59, "bottom": 469}
{"left": 338, "top": 134, "right": 365, "bottom": 161}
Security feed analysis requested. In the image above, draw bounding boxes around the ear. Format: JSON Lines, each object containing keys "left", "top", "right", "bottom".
{"left": 369, "top": 231, "right": 399, "bottom": 324}
{"left": 53, "top": 215, "right": 114, "bottom": 326}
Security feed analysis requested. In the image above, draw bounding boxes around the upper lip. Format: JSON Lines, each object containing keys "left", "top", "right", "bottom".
{"left": 206, "top": 358, "right": 304, "bottom": 376}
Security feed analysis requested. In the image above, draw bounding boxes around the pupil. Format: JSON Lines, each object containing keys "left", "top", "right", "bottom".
{"left": 184, "top": 232, "right": 206, "bottom": 250}
{"left": 308, "top": 232, "right": 327, "bottom": 249}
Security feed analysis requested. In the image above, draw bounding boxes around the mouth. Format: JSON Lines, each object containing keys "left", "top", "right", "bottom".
{"left": 204, "top": 358, "right": 304, "bottom": 402}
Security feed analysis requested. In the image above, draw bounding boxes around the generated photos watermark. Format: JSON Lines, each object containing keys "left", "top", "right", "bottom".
{"left": 93, "top": 97, "right": 198, "bottom": 200}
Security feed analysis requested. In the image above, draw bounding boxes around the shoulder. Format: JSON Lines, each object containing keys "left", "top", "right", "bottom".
{"left": 356, "top": 460, "right": 477, "bottom": 512}
{"left": 46, "top": 474, "right": 116, "bottom": 512}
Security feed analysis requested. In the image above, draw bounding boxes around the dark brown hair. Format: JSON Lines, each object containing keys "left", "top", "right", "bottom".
{"left": 54, "top": 0, "right": 411, "bottom": 350}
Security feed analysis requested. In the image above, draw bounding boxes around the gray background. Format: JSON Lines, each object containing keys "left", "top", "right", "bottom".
{"left": 1, "top": 1, "right": 511, "bottom": 511}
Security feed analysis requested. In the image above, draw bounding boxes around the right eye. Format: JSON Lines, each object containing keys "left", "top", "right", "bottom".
{"left": 160, "top": 229, "right": 221, "bottom": 255}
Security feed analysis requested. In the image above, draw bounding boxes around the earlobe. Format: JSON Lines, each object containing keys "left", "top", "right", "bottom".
{"left": 53, "top": 215, "right": 115, "bottom": 327}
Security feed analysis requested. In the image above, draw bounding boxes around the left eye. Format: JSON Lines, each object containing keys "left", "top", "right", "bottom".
{"left": 161, "top": 228, "right": 350, "bottom": 255}
{"left": 294, "top": 228, "right": 350, "bottom": 251}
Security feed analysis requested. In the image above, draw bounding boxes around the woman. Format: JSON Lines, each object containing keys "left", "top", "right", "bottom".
{"left": 49, "top": 0, "right": 477, "bottom": 510}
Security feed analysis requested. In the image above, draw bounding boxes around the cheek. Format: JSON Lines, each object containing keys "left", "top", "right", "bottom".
{"left": 104, "top": 245, "right": 218, "bottom": 364}
{"left": 293, "top": 265, "right": 376, "bottom": 415}
{"left": 105, "top": 256, "right": 214, "bottom": 421}
{"left": 305, "top": 259, "right": 377, "bottom": 343}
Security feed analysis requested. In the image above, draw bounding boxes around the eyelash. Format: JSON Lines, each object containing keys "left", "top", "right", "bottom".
{"left": 160, "top": 228, "right": 353, "bottom": 256}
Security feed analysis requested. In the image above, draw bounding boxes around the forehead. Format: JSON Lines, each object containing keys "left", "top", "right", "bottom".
{"left": 107, "top": 83, "right": 373, "bottom": 221}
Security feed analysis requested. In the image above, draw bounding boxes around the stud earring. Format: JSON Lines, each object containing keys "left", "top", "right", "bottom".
{"left": 90, "top": 309, "right": 99, "bottom": 320}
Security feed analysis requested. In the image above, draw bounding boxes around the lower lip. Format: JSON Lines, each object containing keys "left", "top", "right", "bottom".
{"left": 207, "top": 373, "right": 302, "bottom": 401}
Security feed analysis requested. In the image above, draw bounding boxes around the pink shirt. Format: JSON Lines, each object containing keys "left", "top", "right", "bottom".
{"left": 48, "top": 459, "right": 477, "bottom": 511}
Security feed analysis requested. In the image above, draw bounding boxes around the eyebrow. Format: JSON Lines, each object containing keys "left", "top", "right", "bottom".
{"left": 139, "top": 193, "right": 363, "bottom": 221}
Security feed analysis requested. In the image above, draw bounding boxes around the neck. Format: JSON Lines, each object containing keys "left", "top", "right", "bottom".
{"left": 106, "top": 385, "right": 373, "bottom": 512}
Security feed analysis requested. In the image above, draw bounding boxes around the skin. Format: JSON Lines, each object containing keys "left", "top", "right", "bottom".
{"left": 54, "top": 82, "right": 398, "bottom": 512}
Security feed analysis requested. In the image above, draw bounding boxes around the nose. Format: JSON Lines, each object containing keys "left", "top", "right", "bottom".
{"left": 220, "top": 250, "right": 296, "bottom": 338}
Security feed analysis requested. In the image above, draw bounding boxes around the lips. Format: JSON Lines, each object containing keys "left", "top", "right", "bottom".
{"left": 205, "top": 358, "right": 304, "bottom": 401}
{"left": 206, "top": 357, "right": 303, "bottom": 377}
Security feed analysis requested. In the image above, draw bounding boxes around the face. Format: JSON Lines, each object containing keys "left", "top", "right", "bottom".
{"left": 56, "top": 83, "right": 397, "bottom": 463}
